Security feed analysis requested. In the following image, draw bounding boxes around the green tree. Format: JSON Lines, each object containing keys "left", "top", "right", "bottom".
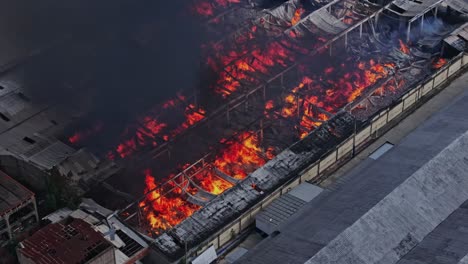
{"left": 45, "top": 168, "right": 80, "bottom": 211}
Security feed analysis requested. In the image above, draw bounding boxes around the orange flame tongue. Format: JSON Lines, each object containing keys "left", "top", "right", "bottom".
{"left": 195, "top": 169, "right": 234, "bottom": 195}
{"left": 399, "top": 39, "right": 410, "bottom": 55}
{"left": 291, "top": 8, "right": 305, "bottom": 26}
{"left": 432, "top": 58, "right": 447, "bottom": 69}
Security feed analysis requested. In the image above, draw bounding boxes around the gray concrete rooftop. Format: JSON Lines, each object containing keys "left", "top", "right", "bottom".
{"left": 238, "top": 72, "right": 468, "bottom": 264}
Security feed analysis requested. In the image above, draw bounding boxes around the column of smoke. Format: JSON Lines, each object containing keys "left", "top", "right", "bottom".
{"left": 10, "top": 0, "right": 206, "bottom": 147}
{"left": 11, "top": 0, "right": 300, "bottom": 150}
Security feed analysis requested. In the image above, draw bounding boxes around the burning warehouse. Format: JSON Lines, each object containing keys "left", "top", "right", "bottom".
{"left": 62, "top": 0, "right": 468, "bottom": 262}
{"left": 70, "top": 0, "right": 465, "bottom": 262}
{"left": 0, "top": 0, "right": 467, "bottom": 263}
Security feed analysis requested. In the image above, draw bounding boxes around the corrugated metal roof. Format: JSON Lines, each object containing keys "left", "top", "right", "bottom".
{"left": 28, "top": 141, "right": 75, "bottom": 169}
{"left": 0, "top": 92, "right": 28, "bottom": 116}
{"left": 256, "top": 183, "right": 322, "bottom": 235}
{"left": 447, "top": 0, "right": 468, "bottom": 14}
{"left": 393, "top": 0, "right": 442, "bottom": 16}
{"left": 458, "top": 28, "right": 468, "bottom": 41}
{"left": 309, "top": 9, "right": 348, "bottom": 34}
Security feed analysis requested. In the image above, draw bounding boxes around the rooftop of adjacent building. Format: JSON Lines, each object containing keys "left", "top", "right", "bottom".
{"left": 17, "top": 217, "right": 112, "bottom": 264}
{"left": 0, "top": 77, "right": 118, "bottom": 190}
{"left": 40, "top": 199, "right": 149, "bottom": 264}
{"left": 0, "top": 170, "right": 34, "bottom": 217}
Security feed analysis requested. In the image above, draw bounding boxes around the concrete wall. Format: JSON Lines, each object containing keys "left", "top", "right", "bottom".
{"left": 187, "top": 53, "right": 468, "bottom": 261}
{"left": 0, "top": 155, "right": 48, "bottom": 191}
{"left": 1, "top": 197, "right": 39, "bottom": 246}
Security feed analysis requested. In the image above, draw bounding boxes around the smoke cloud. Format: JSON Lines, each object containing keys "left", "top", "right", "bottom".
{"left": 5, "top": 0, "right": 205, "bottom": 143}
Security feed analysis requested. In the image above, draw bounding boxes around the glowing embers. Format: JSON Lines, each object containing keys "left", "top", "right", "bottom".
{"left": 139, "top": 170, "right": 200, "bottom": 233}
{"left": 68, "top": 123, "right": 103, "bottom": 144}
{"left": 347, "top": 59, "right": 395, "bottom": 103}
{"left": 193, "top": 0, "right": 241, "bottom": 17}
{"left": 214, "top": 41, "right": 294, "bottom": 97}
{"left": 264, "top": 59, "right": 396, "bottom": 139}
{"left": 112, "top": 97, "right": 206, "bottom": 159}
{"left": 432, "top": 57, "right": 447, "bottom": 69}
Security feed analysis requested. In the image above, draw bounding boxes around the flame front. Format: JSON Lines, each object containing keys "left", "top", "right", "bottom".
{"left": 140, "top": 170, "right": 200, "bottom": 233}
{"left": 140, "top": 131, "right": 267, "bottom": 233}
{"left": 214, "top": 132, "right": 266, "bottom": 180}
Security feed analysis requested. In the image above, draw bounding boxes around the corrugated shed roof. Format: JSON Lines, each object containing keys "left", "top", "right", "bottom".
{"left": 0, "top": 170, "right": 33, "bottom": 216}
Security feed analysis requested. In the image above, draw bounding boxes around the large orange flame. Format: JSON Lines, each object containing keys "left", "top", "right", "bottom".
{"left": 140, "top": 170, "right": 200, "bottom": 233}
{"left": 140, "top": 131, "right": 268, "bottom": 233}
{"left": 194, "top": 169, "right": 234, "bottom": 195}
{"left": 214, "top": 132, "right": 266, "bottom": 180}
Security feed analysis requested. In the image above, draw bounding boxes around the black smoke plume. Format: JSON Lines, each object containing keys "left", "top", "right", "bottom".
{"left": 6, "top": 0, "right": 205, "bottom": 148}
